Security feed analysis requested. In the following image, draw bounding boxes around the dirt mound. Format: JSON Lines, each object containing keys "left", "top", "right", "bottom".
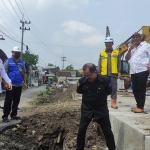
{"left": 0, "top": 85, "right": 106, "bottom": 150}
{"left": 0, "top": 108, "right": 106, "bottom": 150}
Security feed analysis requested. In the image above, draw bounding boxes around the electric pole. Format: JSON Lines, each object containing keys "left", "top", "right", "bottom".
{"left": 61, "top": 56, "right": 66, "bottom": 71}
{"left": 20, "top": 14, "right": 31, "bottom": 59}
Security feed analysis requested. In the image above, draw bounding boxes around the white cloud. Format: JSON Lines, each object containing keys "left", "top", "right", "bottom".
{"left": 82, "top": 35, "right": 105, "bottom": 46}
{"left": 62, "top": 20, "right": 95, "bottom": 35}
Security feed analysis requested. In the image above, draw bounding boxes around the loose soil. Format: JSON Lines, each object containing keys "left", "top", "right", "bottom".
{"left": 0, "top": 85, "right": 106, "bottom": 150}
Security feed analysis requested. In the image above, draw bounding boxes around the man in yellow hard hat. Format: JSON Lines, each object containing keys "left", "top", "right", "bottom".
{"left": 98, "top": 37, "right": 121, "bottom": 109}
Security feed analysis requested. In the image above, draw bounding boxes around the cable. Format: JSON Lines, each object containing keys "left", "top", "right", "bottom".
{"left": 22, "top": 41, "right": 100, "bottom": 49}
{"left": 0, "top": 30, "right": 21, "bottom": 43}
{"left": 0, "top": 16, "right": 20, "bottom": 39}
{"left": 3, "top": 41, "right": 13, "bottom": 47}
{"left": 14, "top": 0, "right": 23, "bottom": 15}
{"left": 19, "top": 0, "right": 30, "bottom": 20}
{"left": 0, "top": 24, "right": 17, "bottom": 41}
{"left": 19, "top": 0, "right": 81, "bottom": 68}
{"left": 2, "top": 0, "right": 20, "bottom": 26}
{"left": 8, "top": 0, "right": 21, "bottom": 20}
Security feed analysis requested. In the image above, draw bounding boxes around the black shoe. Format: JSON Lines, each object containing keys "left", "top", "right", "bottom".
{"left": 2, "top": 117, "right": 9, "bottom": 122}
{"left": 11, "top": 116, "right": 21, "bottom": 120}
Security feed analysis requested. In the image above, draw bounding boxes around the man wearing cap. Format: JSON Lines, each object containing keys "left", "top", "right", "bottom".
{"left": 2, "top": 46, "right": 27, "bottom": 122}
{"left": 98, "top": 37, "right": 121, "bottom": 109}
{"left": 125, "top": 32, "right": 150, "bottom": 113}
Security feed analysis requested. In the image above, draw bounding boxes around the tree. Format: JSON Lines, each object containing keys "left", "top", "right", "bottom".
{"left": 63, "top": 64, "right": 74, "bottom": 71}
{"left": 75, "top": 70, "right": 83, "bottom": 77}
{"left": 48, "top": 63, "right": 54, "bottom": 66}
{"left": 22, "top": 51, "right": 39, "bottom": 66}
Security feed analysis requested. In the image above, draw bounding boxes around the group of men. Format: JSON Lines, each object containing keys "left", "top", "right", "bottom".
{"left": 2, "top": 32, "right": 150, "bottom": 150}
{"left": 76, "top": 32, "right": 150, "bottom": 150}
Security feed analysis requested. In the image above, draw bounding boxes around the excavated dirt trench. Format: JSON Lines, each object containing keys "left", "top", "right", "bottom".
{"left": 0, "top": 85, "right": 106, "bottom": 150}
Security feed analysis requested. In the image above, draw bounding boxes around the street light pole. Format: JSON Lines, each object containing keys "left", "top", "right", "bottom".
{"left": 0, "top": 35, "right": 5, "bottom": 40}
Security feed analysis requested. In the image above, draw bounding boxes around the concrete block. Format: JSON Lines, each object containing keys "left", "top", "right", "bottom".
{"left": 145, "top": 136, "right": 150, "bottom": 150}
{"left": 109, "top": 114, "right": 150, "bottom": 150}
{"left": 117, "top": 79, "right": 124, "bottom": 90}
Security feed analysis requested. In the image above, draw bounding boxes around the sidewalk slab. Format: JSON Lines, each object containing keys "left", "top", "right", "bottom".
{"left": 109, "top": 94, "right": 150, "bottom": 150}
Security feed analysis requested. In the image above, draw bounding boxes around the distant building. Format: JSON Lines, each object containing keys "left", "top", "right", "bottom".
{"left": 78, "top": 69, "right": 83, "bottom": 73}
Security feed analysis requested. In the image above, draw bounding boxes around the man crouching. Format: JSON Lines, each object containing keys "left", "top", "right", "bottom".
{"left": 76, "top": 63, "right": 116, "bottom": 150}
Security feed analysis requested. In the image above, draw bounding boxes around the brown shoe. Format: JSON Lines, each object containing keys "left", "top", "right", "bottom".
{"left": 131, "top": 107, "right": 136, "bottom": 112}
{"left": 134, "top": 108, "right": 144, "bottom": 113}
{"left": 111, "top": 99, "right": 118, "bottom": 109}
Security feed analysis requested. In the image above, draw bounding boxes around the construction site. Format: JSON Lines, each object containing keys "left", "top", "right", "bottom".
{"left": 0, "top": 79, "right": 150, "bottom": 150}
{"left": 1, "top": 1, "right": 150, "bottom": 150}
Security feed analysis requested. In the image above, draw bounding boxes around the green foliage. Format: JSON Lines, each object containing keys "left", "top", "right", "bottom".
{"left": 22, "top": 51, "right": 39, "bottom": 66}
{"left": 75, "top": 70, "right": 83, "bottom": 77}
{"left": 48, "top": 63, "right": 54, "bottom": 66}
{"left": 32, "top": 86, "right": 52, "bottom": 104}
{"left": 52, "top": 77, "right": 58, "bottom": 82}
{"left": 63, "top": 64, "right": 74, "bottom": 71}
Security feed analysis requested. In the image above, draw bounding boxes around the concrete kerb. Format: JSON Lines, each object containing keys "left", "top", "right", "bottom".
{"left": 109, "top": 112, "right": 150, "bottom": 150}
{"left": 145, "top": 136, "right": 150, "bottom": 150}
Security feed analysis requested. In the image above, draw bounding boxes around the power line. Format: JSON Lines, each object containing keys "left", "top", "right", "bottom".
{"left": 19, "top": 0, "right": 81, "bottom": 68}
{"left": 0, "top": 24, "right": 17, "bottom": 41}
{"left": 3, "top": 41, "right": 13, "bottom": 47}
{"left": 22, "top": 41, "right": 100, "bottom": 49}
{"left": 0, "top": 30, "right": 21, "bottom": 43}
{"left": 0, "top": 16, "right": 19, "bottom": 40}
{"left": 2, "top": 0, "right": 20, "bottom": 26}
{"left": 14, "top": 0, "right": 23, "bottom": 15}
{"left": 8, "top": 0, "right": 21, "bottom": 20}
{"left": 19, "top": 0, "right": 30, "bottom": 20}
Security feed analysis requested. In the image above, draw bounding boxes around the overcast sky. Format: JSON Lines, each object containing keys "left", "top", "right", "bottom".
{"left": 0, "top": 0, "right": 149, "bottom": 69}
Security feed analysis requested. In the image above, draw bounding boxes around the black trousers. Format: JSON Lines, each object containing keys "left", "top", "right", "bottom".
{"left": 131, "top": 71, "right": 149, "bottom": 109}
{"left": 3, "top": 86, "right": 22, "bottom": 118}
{"left": 76, "top": 115, "right": 116, "bottom": 150}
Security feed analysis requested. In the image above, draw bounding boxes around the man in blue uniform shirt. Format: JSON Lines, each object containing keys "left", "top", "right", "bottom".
{"left": 2, "top": 46, "right": 27, "bottom": 122}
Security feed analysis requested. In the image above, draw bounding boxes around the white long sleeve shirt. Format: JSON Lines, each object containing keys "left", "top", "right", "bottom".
{"left": 0, "top": 59, "right": 11, "bottom": 93}
{"left": 128, "top": 42, "right": 150, "bottom": 74}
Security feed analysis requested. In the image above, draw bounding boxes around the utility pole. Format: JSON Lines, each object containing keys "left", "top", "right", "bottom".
{"left": 20, "top": 14, "right": 30, "bottom": 59}
{"left": 61, "top": 56, "right": 66, "bottom": 71}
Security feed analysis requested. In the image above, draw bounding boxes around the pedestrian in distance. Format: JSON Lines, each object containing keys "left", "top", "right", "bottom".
{"left": 98, "top": 37, "right": 121, "bottom": 109}
{"left": 2, "top": 46, "right": 27, "bottom": 122}
{"left": 125, "top": 32, "right": 150, "bottom": 113}
{"left": 76, "top": 63, "right": 116, "bottom": 150}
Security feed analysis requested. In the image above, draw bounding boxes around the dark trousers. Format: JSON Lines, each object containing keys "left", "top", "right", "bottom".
{"left": 131, "top": 71, "right": 149, "bottom": 109}
{"left": 76, "top": 115, "right": 116, "bottom": 150}
{"left": 3, "top": 86, "right": 22, "bottom": 118}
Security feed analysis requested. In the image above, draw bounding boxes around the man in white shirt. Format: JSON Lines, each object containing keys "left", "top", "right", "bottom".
{"left": 125, "top": 32, "right": 150, "bottom": 113}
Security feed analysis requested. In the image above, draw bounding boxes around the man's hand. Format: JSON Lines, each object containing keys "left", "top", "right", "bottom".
{"left": 7, "top": 82, "right": 12, "bottom": 90}
{"left": 24, "top": 83, "right": 28, "bottom": 90}
{"left": 118, "top": 72, "right": 121, "bottom": 78}
{"left": 129, "top": 44, "right": 135, "bottom": 50}
{"left": 4, "top": 83, "right": 9, "bottom": 90}
{"left": 147, "top": 63, "right": 150, "bottom": 72}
